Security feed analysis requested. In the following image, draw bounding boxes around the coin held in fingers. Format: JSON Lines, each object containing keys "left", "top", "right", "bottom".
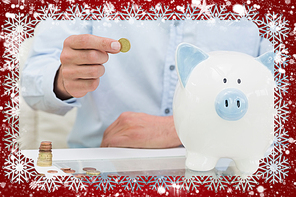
{"left": 118, "top": 38, "right": 131, "bottom": 53}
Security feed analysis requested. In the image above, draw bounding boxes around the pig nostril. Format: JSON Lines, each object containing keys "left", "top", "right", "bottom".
{"left": 225, "top": 100, "right": 228, "bottom": 107}
{"left": 237, "top": 100, "right": 240, "bottom": 108}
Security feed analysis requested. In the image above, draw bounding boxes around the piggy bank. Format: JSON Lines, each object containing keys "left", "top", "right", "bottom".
{"left": 173, "top": 43, "right": 274, "bottom": 175}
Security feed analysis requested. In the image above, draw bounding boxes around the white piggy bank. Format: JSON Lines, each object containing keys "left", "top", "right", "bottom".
{"left": 173, "top": 43, "right": 275, "bottom": 175}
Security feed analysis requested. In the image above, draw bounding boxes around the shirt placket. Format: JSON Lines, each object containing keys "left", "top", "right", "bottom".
{"left": 161, "top": 20, "right": 184, "bottom": 116}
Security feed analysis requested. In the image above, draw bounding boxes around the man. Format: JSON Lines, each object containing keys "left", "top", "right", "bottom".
{"left": 21, "top": 17, "right": 271, "bottom": 148}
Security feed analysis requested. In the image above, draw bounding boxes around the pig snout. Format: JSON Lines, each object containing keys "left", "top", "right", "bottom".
{"left": 215, "top": 88, "right": 248, "bottom": 121}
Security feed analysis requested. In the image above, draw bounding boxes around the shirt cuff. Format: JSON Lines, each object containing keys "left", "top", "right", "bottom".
{"left": 42, "top": 60, "right": 81, "bottom": 115}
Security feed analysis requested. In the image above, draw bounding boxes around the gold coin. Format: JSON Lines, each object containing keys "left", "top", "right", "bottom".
{"left": 75, "top": 174, "right": 86, "bottom": 178}
{"left": 39, "top": 144, "right": 52, "bottom": 150}
{"left": 86, "top": 170, "right": 101, "bottom": 176}
{"left": 41, "top": 141, "right": 52, "bottom": 145}
{"left": 64, "top": 169, "right": 76, "bottom": 174}
{"left": 61, "top": 168, "right": 71, "bottom": 171}
{"left": 83, "top": 167, "right": 96, "bottom": 171}
{"left": 47, "top": 170, "right": 58, "bottom": 174}
{"left": 118, "top": 38, "right": 131, "bottom": 53}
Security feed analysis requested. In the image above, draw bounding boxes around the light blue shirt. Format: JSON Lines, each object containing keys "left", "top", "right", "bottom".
{"left": 21, "top": 18, "right": 272, "bottom": 148}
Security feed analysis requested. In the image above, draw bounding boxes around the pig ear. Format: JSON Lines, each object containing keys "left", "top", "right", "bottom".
{"left": 255, "top": 51, "right": 274, "bottom": 75}
{"left": 176, "top": 43, "right": 209, "bottom": 88}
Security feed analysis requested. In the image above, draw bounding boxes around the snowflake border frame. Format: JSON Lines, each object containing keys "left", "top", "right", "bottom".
{"left": 1, "top": 2, "right": 291, "bottom": 194}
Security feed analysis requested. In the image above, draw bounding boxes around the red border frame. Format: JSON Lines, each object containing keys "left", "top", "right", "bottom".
{"left": 1, "top": 0, "right": 295, "bottom": 196}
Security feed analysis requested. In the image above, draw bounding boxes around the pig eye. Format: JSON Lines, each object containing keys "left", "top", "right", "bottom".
{"left": 223, "top": 78, "right": 227, "bottom": 83}
{"left": 237, "top": 79, "right": 241, "bottom": 84}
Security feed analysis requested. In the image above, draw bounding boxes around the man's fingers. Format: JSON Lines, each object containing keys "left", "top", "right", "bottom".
{"left": 65, "top": 34, "right": 121, "bottom": 53}
{"left": 76, "top": 65, "right": 105, "bottom": 79}
{"left": 61, "top": 49, "right": 109, "bottom": 65}
{"left": 63, "top": 78, "right": 100, "bottom": 98}
{"left": 62, "top": 64, "right": 105, "bottom": 80}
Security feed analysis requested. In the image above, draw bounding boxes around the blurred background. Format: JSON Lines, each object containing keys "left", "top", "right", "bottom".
{"left": 18, "top": 36, "right": 76, "bottom": 149}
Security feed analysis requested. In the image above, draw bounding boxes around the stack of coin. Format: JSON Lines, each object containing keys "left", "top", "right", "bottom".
{"left": 37, "top": 141, "right": 52, "bottom": 167}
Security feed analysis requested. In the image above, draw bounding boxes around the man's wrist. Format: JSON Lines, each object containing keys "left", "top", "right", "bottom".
{"left": 53, "top": 65, "right": 73, "bottom": 100}
{"left": 165, "top": 115, "right": 182, "bottom": 147}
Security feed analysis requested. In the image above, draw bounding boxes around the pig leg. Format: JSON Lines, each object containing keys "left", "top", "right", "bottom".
{"left": 234, "top": 158, "right": 260, "bottom": 176}
{"left": 186, "top": 151, "right": 218, "bottom": 171}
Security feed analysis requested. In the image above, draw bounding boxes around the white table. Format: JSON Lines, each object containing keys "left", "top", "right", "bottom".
{"left": 22, "top": 147, "right": 236, "bottom": 178}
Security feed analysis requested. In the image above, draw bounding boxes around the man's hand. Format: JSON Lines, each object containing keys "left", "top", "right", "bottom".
{"left": 100, "top": 112, "right": 182, "bottom": 148}
{"left": 55, "top": 34, "right": 121, "bottom": 100}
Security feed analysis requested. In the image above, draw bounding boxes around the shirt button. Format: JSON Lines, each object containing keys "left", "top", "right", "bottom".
{"left": 169, "top": 65, "right": 175, "bottom": 71}
{"left": 165, "top": 108, "right": 170, "bottom": 114}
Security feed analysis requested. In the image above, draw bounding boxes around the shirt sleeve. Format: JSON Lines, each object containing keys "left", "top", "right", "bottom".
{"left": 21, "top": 18, "right": 92, "bottom": 115}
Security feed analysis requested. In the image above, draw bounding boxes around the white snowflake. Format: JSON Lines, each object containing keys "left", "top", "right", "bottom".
{"left": 29, "top": 180, "right": 40, "bottom": 190}
{"left": 147, "top": 4, "right": 173, "bottom": 20}
{"left": 3, "top": 99, "right": 19, "bottom": 120}
{"left": 103, "top": 1, "right": 116, "bottom": 16}
{"left": 275, "top": 73, "right": 290, "bottom": 98}
{"left": 177, "top": 4, "right": 200, "bottom": 20}
{"left": 206, "top": 4, "right": 228, "bottom": 19}
{"left": 147, "top": 176, "right": 172, "bottom": 191}
{"left": 181, "top": 176, "right": 202, "bottom": 192}
{"left": 120, "top": 4, "right": 146, "bottom": 20}
{"left": 274, "top": 99, "right": 290, "bottom": 127}
{"left": 82, "top": 174, "right": 118, "bottom": 192}
{"left": 63, "top": 176, "right": 87, "bottom": 193}
{"left": 258, "top": 151, "right": 290, "bottom": 184}
{"left": 273, "top": 127, "right": 289, "bottom": 153}
{"left": 119, "top": 176, "right": 146, "bottom": 192}
{"left": 166, "top": 176, "right": 183, "bottom": 189}
{"left": 91, "top": 4, "right": 118, "bottom": 20}
{"left": 3, "top": 126, "right": 19, "bottom": 151}
{"left": 3, "top": 151, "right": 37, "bottom": 184}
{"left": 3, "top": 72, "right": 19, "bottom": 98}
{"left": 258, "top": 13, "right": 289, "bottom": 49}
{"left": 274, "top": 48, "right": 290, "bottom": 68}
{"left": 3, "top": 12, "right": 36, "bottom": 39}
{"left": 273, "top": 48, "right": 290, "bottom": 99}
{"left": 64, "top": 4, "right": 92, "bottom": 20}
{"left": 147, "top": 176, "right": 184, "bottom": 192}
{"left": 231, "top": 175, "right": 259, "bottom": 192}
{"left": 3, "top": 100, "right": 19, "bottom": 143}
{"left": 2, "top": 73, "right": 20, "bottom": 151}
{"left": 3, "top": 33, "right": 22, "bottom": 71}
{"left": 34, "top": 5, "right": 63, "bottom": 20}
{"left": 35, "top": 175, "right": 64, "bottom": 192}
{"left": 29, "top": 5, "right": 35, "bottom": 15}
{"left": 196, "top": 0, "right": 214, "bottom": 18}
{"left": 202, "top": 176, "right": 230, "bottom": 192}
{"left": 2, "top": 13, "right": 36, "bottom": 72}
